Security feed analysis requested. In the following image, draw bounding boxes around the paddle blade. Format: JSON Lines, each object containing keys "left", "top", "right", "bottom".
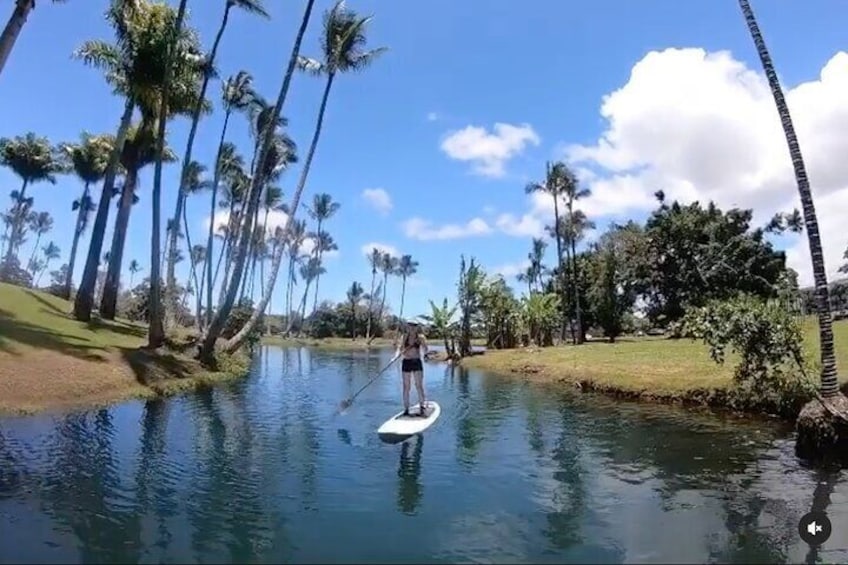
{"left": 337, "top": 398, "right": 353, "bottom": 413}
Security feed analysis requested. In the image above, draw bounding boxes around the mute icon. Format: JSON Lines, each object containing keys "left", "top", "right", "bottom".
{"left": 799, "top": 512, "right": 832, "bottom": 545}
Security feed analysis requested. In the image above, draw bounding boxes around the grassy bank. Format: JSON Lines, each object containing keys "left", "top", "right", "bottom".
{"left": 0, "top": 283, "right": 249, "bottom": 415}
{"left": 462, "top": 318, "right": 848, "bottom": 417}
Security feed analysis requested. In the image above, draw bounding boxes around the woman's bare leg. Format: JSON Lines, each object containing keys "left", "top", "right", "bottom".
{"left": 413, "top": 371, "right": 426, "bottom": 411}
{"left": 402, "top": 372, "right": 411, "bottom": 412}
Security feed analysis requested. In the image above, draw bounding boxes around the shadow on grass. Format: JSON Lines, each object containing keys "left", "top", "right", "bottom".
{"left": 23, "top": 289, "right": 68, "bottom": 316}
{"left": 0, "top": 308, "right": 109, "bottom": 362}
{"left": 118, "top": 347, "right": 198, "bottom": 386}
{"left": 86, "top": 317, "right": 146, "bottom": 340}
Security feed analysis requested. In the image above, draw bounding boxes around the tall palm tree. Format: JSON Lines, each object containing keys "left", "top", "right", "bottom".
{"left": 346, "top": 280, "right": 364, "bottom": 338}
{"left": 738, "top": 1, "right": 843, "bottom": 417}
{"left": 26, "top": 211, "right": 53, "bottom": 273}
{"left": 204, "top": 73, "right": 255, "bottom": 326}
{"left": 128, "top": 259, "right": 141, "bottom": 287}
{"left": 296, "top": 256, "right": 324, "bottom": 328}
{"left": 527, "top": 237, "right": 547, "bottom": 291}
{"left": 562, "top": 166, "right": 590, "bottom": 344}
{"left": 198, "top": 0, "right": 318, "bottom": 364}
{"left": 365, "top": 247, "right": 381, "bottom": 340}
{"left": 165, "top": 0, "right": 269, "bottom": 328}
{"left": 72, "top": 0, "right": 185, "bottom": 321}
{"left": 61, "top": 133, "right": 113, "bottom": 299}
{"left": 0, "top": 133, "right": 65, "bottom": 275}
{"left": 180, "top": 161, "right": 211, "bottom": 326}
{"left": 283, "top": 219, "right": 307, "bottom": 331}
{"left": 396, "top": 254, "right": 418, "bottom": 320}
{"left": 309, "top": 229, "right": 337, "bottom": 312}
{"left": 219, "top": 0, "right": 386, "bottom": 354}
{"left": 0, "top": 0, "right": 67, "bottom": 79}
{"left": 307, "top": 192, "right": 340, "bottom": 311}
{"left": 35, "top": 240, "right": 60, "bottom": 286}
{"left": 373, "top": 251, "right": 397, "bottom": 338}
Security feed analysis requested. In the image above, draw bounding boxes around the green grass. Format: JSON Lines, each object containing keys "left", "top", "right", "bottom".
{"left": 462, "top": 318, "right": 848, "bottom": 412}
{"left": 0, "top": 282, "right": 249, "bottom": 415}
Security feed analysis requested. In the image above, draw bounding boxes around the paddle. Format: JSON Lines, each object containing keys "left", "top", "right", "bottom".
{"left": 336, "top": 351, "right": 403, "bottom": 414}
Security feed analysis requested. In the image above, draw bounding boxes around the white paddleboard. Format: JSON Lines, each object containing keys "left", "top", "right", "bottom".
{"left": 377, "top": 401, "right": 441, "bottom": 437}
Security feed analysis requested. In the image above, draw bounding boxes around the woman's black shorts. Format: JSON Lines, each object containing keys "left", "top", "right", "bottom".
{"left": 401, "top": 358, "right": 423, "bottom": 373}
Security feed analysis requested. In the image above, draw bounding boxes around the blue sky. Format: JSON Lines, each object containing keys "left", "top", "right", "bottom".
{"left": 2, "top": 0, "right": 848, "bottom": 319}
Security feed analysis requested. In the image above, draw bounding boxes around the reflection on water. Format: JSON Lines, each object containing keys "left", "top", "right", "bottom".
{"left": 0, "top": 345, "right": 846, "bottom": 564}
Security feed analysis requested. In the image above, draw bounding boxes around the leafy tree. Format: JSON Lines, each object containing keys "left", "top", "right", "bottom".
{"left": 457, "top": 255, "right": 484, "bottom": 357}
{"left": 345, "top": 280, "right": 364, "bottom": 338}
{"left": 420, "top": 298, "right": 458, "bottom": 358}
{"left": 522, "top": 292, "right": 560, "bottom": 346}
{"left": 479, "top": 276, "right": 521, "bottom": 349}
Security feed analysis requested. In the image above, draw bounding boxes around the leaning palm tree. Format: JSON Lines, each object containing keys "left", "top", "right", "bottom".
{"left": 164, "top": 0, "right": 270, "bottom": 329}
{"left": 307, "top": 192, "right": 340, "bottom": 311}
{"left": 0, "top": 133, "right": 65, "bottom": 276}
{"left": 396, "top": 254, "right": 418, "bottom": 320}
{"left": 0, "top": 0, "right": 67, "bottom": 79}
{"left": 128, "top": 258, "right": 141, "bottom": 287}
{"left": 61, "top": 133, "right": 114, "bottom": 299}
{"left": 218, "top": 0, "right": 385, "bottom": 355}
{"left": 196, "top": 0, "right": 317, "bottom": 363}
{"left": 25, "top": 211, "right": 53, "bottom": 274}
{"left": 35, "top": 240, "right": 60, "bottom": 286}
{"left": 738, "top": 0, "right": 846, "bottom": 456}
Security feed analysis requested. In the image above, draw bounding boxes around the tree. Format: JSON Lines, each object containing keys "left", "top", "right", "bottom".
{"left": 198, "top": 0, "right": 318, "bottom": 364}
{"left": 219, "top": 0, "right": 386, "bottom": 355}
{"left": 420, "top": 298, "right": 458, "bottom": 358}
{"left": 562, "top": 170, "right": 591, "bottom": 344}
{"left": 346, "top": 280, "right": 364, "bottom": 338}
{"left": 164, "top": 0, "right": 270, "bottom": 330}
{"left": 457, "top": 255, "right": 484, "bottom": 357}
{"left": 0, "top": 133, "right": 65, "bottom": 280}
{"left": 365, "top": 247, "right": 381, "bottom": 340}
{"left": 307, "top": 193, "right": 340, "bottom": 312}
{"left": 526, "top": 162, "right": 568, "bottom": 290}
{"left": 396, "top": 254, "right": 418, "bottom": 320}
{"left": 25, "top": 211, "right": 52, "bottom": 274}
{"left": 129, "top": 259, "right": 141, "bottom": 287}
{"left": 522, "top": 292, "right": 561, "bottom": 346}
{"left": 372, "top": 251, "right": 398, "bottom": 339}
{"left": 61, "top": 133, "right": 114, "bottom": 299}
{"left": 0, "top": 0, "right": 67, "bottom": 79}
{"left": 35, "top": 241, "right": 60, "bottom": 286}
{"left": 738, "top": 0, "right": 846, "bottom": 458}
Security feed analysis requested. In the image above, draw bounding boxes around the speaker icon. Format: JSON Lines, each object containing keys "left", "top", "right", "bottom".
{"left": 799, "top": 512, "right": 832, "bottom": 545}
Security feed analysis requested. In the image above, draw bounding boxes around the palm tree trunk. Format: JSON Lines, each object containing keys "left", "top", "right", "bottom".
{"left": 200, "top": 0, "right": 317, "bottom": 362}
{"left": 63, "top": 183, "right": 90, "bottom": 299}
{"left": 100, "top": 167, "right": 138, "bottom": 319}
{"left": 222, "top": 72, "right": 336, "bottom": 353}
{"left": 284, "top": 255, "right": 294, "bottom": 326}
{"left": 399, "top": 275, "right": 407, "bottom": 320}
{"left": 739, "top": 0, "right": 839, "bottom": 396}
{"left": 148, "top": 0, "right": 188, "bottom": 346}
{"left": 74, "top": 96, "right": 134, "bottom": 321}
{"left": 0, "top": 0, "right": 33, "bottom": 79}
{"left": 1, "top": 179, "right": 27, "bottom": 272}
{"left": 205, "top": 110, "right": 232, "bottom": 327}
{"left": 366, "top": 267, "right": 377, "bottom": 340}
{"left": 166, "top": 2, "right": 231, "bottom": 328}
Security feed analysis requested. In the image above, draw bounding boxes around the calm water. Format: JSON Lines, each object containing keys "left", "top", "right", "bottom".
{"left": 0, "top": 346, "right": 846, "bottom": 564}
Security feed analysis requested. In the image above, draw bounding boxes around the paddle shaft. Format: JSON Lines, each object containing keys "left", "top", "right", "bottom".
{"left": 340, "top": 345, "right": 414, "bottom": 410}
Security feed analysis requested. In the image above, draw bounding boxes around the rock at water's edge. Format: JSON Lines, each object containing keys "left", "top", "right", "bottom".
{"left": 795, "top": 391, "right": 848, "bottom": 463}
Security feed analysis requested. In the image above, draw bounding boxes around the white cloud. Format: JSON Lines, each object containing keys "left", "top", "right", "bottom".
{"left": 531, "top": 47, "right": 848, "bottom": 285}
{"left": 440, "top": 122, "right": 540, "bottom": 178}
{"left": 494, "top": 212, "right": 545, "bottom": 238}
{"left": 361, "top": 187, "right": 393, "bottom": 215}
{"left": 402, "top": 216, "right": 492, "bottom": 241}
{"left": 426, "top": 111, "right": 440, "bottom": 122}
{"left": 492, "top": 259, "right": 530, "bottom": 278}
{"left": 203, "top": 210, "right": 339, "bottom": 259}
{"left": 361, "top": 242, "right": 400, "bottom": 258}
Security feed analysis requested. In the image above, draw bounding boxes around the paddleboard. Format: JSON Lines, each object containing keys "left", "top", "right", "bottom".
{"left": 377, "top": 401, "right": 441, "bottom": 438}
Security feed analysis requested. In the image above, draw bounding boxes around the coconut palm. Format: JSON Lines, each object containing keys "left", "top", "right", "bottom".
{"left": 0, "top": 133, "right": 65, "bottom": 275}
{"left": 374, "top": 251, "right": 398, "bottom": 336}
{"left": 562, "top": 167, "right": 590, "bottom": 344}
{"left": 365, "top": 247, "right": 382, "bottom": 340}
{"left": 218, "top": 0, "right": 386, "bottom": 355}
{"left": 72, "top": 0, "right": 205, "bottom": 322}
{"left": 0, "top": 0, "right": 67, "bottom": 78}
{"left": 25, "top": 211, "right": 53, "bottom": 274}
{"left": 309, "top": 229, "right": 337, "bottom": 312}
{"left": 129, "top": 259, "right": 141, "bottom": 287}
{"left": 164, "top": 0, "right": 269, "bottom": 328}
{"left": 296, "top": 256, "right": 324, "bottom": 327}
{"left": 35, "top": 241, "right": 60, "bottom": 286}
{"left": 737, "top": 0, "right": 845, "bottom": 449}
{"left": 307, "top": 192, "right": 340, "bottom": 311}
{"left": 396, "top": 254, "right": 418, "bottom": 320}
{"left": 346, "top": 280, "right": 364, "bottom": 338}
{"left": 282, "top": 219, "right": 307, "bottom": 332}
{"left": 61, "top": 133, "right": 114, "bottom": 299}
{"left": 198, "top": 0, "right": 318, "bottom": 364}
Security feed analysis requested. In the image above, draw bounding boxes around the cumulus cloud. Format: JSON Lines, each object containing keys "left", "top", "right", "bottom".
{"left": 361, "top": 242, "right": 400, "bottom": 258}
{"left": 402, "top": 216, "right": 492, "bottom": 241}
{"left": 440, "top": 122, "right": 540, "bottom": 178}
{"left": 492, "top": 259, "right": 530, "bottom": 278}
{"left": 361, "top": 187, "right": 393, "bottom": 215}
{"left": 203, "top": 210, "right": 339, "bottom": 259}
{"left": 531, "top": 47, "right": 848, "bottom": 285}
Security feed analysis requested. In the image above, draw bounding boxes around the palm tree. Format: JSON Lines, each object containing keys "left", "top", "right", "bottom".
{"left": 527, "top": 237, "right": 547, "bottom": 291}
{"left": 61, "top": 133, "right": 113, "bottom": 299}
{"left": 346, "top": 280, "right": 364, "bottom": 338}
{"left": 309, "top": 229, "right": 337, "bottom": 312}
{"left": 26, "top": 211, "right": 53, "bottom": 274}
{"left": 420, "top": 298, "right": 458, "bottom": 357}
{"left": 374, "top": 251, "right": 398, "bottom": 338}
{"left": 0, "top": 0, "right": 67, "bottom": 79}
{"left": 737, "top": 0, "right": 845, "bottom": 448}
{"left": 307, "top": 193, "right": 340, "bottom": 310}
{"left": 296, "top": 256, "right": 324, "bottom": 329}
{"left": 282, "top": 220, "right": 307, "bottom": 332}
{"left": 129, "top": 259, "right": 141, "bottom": 287}
{"left": 396, "top": 254, "right": 418, "bottom": 320}
{"left": 562, "top": 167, "right": 590, "bottom": 344}
{"left": 219, "top": 0, "right": 386, "bottom": 355}
{"left": 365, "top": 247, "right": 381, "bottom": 340}
{"left": 72, "top": 0, "right": 189, "bottom": 321}
{"left": 0, "top": 133, "right": 65, "bottom": 276}
{"left": 198, "top": 0, "right": 318, "bottom": 364}
{"left": 165, "top": 0, "right": 269, "bottom": 328}
{"left": 36, "top": 241, "right": 60, "bottom": 286}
